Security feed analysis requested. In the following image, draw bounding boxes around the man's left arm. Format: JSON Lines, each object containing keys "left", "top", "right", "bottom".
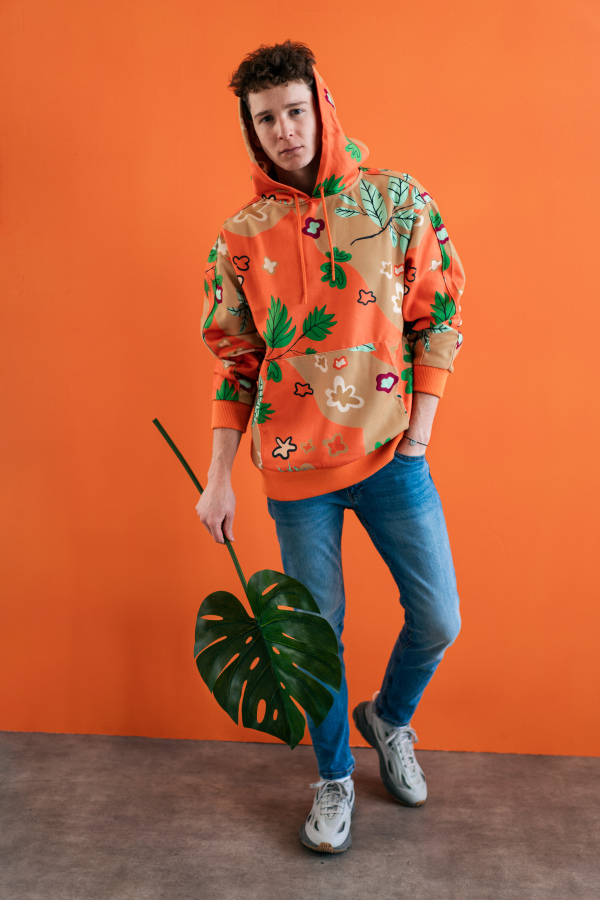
{"left": 400, "top": 186, "right": 466, "bottom": 455}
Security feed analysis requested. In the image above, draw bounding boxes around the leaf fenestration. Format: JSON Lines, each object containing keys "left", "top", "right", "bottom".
{"left": 194, "top": 570, "right": 342, "bottom": 748}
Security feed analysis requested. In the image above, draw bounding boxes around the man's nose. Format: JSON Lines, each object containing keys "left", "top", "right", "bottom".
{"left": 276, "top": 117, "right": 294, "bottom": 140}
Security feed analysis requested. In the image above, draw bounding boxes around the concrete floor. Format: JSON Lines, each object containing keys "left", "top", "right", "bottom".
{"left": 0, "top": 733, "right": 598, "bottom": 900}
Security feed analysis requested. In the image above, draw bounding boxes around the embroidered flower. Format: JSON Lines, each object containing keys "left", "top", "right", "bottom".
{"left": 357, "top": 290, "right": 376, "bottom": 305}
{"left": 333, "top": 357, "right": 348, "bottom": 370}
{"left": 294, "top": 382, "right": 314, "bottom": 397}
{"left": 232, "top": 255, "right": 250, "bottom": 271}
{"left": 325, "top": 376, "right": 364, "bottom": 412}
{"left": 215, "top": 285, "right": 223, "bottom": 303}
{"left": 272, "top": 436, "right": 297, "bottom": 460}
{"left": 391, "top": 283, "right": 403, "bottom": 314}
{"left": 263, "top": 257, "right": 278, "bottom": 274}
{"left": 302, "top": 217, "right": 325, "bottom": 238}
{"left": 380, "top": 261, "right": 392, "bottom": 279}
{"left": 376, "top": 373, "right": 400, "bottom": 393}
{"left": 323, "top": 433, "right": 348, "bottom": 457}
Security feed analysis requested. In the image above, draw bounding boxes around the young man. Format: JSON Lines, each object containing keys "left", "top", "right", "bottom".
{"left": 198, "top": 41, "right": 465, "bottom": 853}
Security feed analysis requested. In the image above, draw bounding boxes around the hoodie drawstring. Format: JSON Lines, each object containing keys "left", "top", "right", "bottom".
{"left": 294, "top": 194, "right": 309, "bottom": 305}
{"left": 295, "top": 188, "right": 335, "bottom": 305}
{"left": 319, "top": 185, "right": 335, "bottom": 267}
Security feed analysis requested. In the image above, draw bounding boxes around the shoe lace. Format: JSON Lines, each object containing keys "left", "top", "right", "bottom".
{"left": 384, "top": 725, "right": 419, "bottom": 777}
{"left": 309, "top": 779, "right": 351, "bottom": 818}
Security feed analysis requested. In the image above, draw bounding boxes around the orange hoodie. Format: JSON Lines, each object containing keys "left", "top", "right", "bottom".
{"left": 202, "top": 70, "right": 465, "bottom": 501}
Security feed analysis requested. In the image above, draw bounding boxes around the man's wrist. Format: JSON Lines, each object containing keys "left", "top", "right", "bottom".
{"left": 403, "top": 433, "right": 429, "bottom": 448}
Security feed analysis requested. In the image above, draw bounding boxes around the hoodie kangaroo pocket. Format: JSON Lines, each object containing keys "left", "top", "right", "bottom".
{"left": 251, "top": 342, "right": 410, "bottom": 472}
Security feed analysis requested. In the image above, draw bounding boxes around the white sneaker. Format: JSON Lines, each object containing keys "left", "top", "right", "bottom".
{"left": 299, "top": 776, "right": 355, "bottom": 853}
{"left": 353, "top": 694, "right": 427, "bottom": 806}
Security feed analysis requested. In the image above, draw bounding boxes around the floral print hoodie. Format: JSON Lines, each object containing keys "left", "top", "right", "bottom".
{"left": 202, "top": 70, "right": 465, "bottom": 501}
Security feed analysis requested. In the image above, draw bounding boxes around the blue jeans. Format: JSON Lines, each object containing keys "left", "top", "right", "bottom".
{"left": 267, "top": 452, "right": 461, "bottom": 780}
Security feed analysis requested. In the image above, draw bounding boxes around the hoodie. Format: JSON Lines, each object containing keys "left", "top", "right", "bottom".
{"left": 202, "top": 70, "right": 465, "bottom": 501}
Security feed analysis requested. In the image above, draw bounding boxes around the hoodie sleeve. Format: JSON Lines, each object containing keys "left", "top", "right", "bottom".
{"left": 202, "top": 234, "right": 266, "bottom": 431}
{"left": 401, "top": 188, "right": 465, "bottom": 398}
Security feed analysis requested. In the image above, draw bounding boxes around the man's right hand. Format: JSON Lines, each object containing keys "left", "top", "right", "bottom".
{"left": 196, "top": 427, "right": 242, "bottom": 543}
{"left": 196, "top": 475, "right": 236, "bottom": 544}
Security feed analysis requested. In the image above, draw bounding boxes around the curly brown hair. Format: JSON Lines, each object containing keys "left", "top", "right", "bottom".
{"left": 229, "top": 40, "right": 316, "bottom": 110}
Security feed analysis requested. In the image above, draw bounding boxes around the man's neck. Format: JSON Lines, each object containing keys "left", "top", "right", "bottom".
{"left": 271, "top": 155, "right": 321, "bottom": 196}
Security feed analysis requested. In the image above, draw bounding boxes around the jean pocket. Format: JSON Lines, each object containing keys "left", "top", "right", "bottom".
{"left": 393, "top": 451, "right": 427, "bottom": 461}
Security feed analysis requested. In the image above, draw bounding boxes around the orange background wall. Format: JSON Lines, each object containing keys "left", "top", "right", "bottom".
{"left": 2, "top": 0, "right": 599, "bottom": 757}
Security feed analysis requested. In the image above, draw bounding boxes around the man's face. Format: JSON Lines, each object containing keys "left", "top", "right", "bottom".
{"left": 246, "top": 81, "right": 322, "bottom": 181}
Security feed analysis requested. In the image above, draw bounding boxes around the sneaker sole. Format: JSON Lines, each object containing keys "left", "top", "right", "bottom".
{"left": 299, "top": 823, "right": 352, "bottom": 853}
{"left": 352, "top": 702, "right": 426, "bottom": 808}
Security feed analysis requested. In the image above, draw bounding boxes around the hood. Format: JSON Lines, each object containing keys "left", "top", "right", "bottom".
{"left": 238, "top": 68, "right": 369, "bottom": 201}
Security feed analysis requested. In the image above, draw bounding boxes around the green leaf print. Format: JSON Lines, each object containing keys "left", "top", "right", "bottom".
{"left": 412, "top": 188, "right": 426, "bottom": 211}
{"left": 393, "top": 209, "right": 416, "bottom": 230}
{"left": 263, "top": 296, "right": 297, "bottom": 349}
{"left": 401, "top": 344, "right": 413, "bottom": 394}
{"left": 429, "top": 210, "right": 451, "bottom": 271}
{"left": 344, "top": 137, "right": 362, "bottom": 161}
{"left": 251, "top": 376, "right": 264, "bottom": 427}
{"left": 360, "top": 180, "right": 387, "bottom": 227}
{"left": 305, "top": 348, "right": 317, "bottom": 354}
{"left": 388, "top": 222, "right": 398, "bottom": 248}
{"left": 399, "top": 233, "right": 410, "bottom": 253}
{"left": 302, "top": 306, "right": 338, "bottom": 341}
{"left": 320, "top": 248, "right": 352, "bottom": 290}
{"left": 227, "top": 293, "right": 251, "bottom": 333}
{"left": 256, "top": 402, "right": 275, "bottom": 424}
{"left": 431, "top": 291, "right": 456, "bottom": 325}
{"left": 339, "top": 194, "right": 358, "bottom": 206}
{"left": 387, "top": 177, "right": 409, "bottom": 206}
{"left": 203, "top": 300, "right": 218, "bottom": 331}
{"left": 267, "top": 361, "right": 282, "bottom": 382}
{"left": 215, "top": 379, "right": 239, "bottom": 402}
{"left": 313, "top": 175, "right": 345, "bottom": 197}
{"left": 207, "top": 244, "right": 218, "bottom": 263}
{"left": 204, "top": 279, "right": 210, "bottom": 295}
{"left": 335, "top": 207, "right": 361, "bottom": 218}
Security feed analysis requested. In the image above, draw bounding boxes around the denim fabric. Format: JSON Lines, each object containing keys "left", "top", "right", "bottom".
{"left": 267, "top": 452, "right": 461, "bottom": 780}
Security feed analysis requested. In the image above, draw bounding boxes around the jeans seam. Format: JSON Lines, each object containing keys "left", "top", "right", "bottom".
{"left": 356, "top": 512, "right": 415, "bottom": 719}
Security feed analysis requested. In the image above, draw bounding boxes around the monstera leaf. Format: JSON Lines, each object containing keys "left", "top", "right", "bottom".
{"left": 195, "top": 569, "right": 341, "bottom": 749}
{"left": 153, "top": 419, "right": 342, "bottom": 749}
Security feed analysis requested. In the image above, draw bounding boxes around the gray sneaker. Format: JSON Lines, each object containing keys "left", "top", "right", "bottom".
{"left": 300, "top": 777, "right": 355, "bottom": 853}
{"left": 353, "top": 695, "right": 427, "bottom": 806}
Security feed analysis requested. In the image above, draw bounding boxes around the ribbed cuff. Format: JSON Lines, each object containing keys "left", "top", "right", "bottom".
{"left": 211, "top": 400, "right": 253, "bottom": 432}
{"left": 412, "top": 365, "right": 449, "bottom": 398}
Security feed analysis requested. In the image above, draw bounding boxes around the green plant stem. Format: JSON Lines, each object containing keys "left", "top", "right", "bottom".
{"left": 152, "top": 418, "right": 248, "bottom": 596}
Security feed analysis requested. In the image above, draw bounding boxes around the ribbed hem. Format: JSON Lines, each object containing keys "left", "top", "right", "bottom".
{"left": 413, "top": 365, "right": 449, "bottom": 398}
{"left": 260, "top": 435, "right": 403, "bottom": 501}
{"left": 211, "top": 400, "right": 252, "bottom": 432}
